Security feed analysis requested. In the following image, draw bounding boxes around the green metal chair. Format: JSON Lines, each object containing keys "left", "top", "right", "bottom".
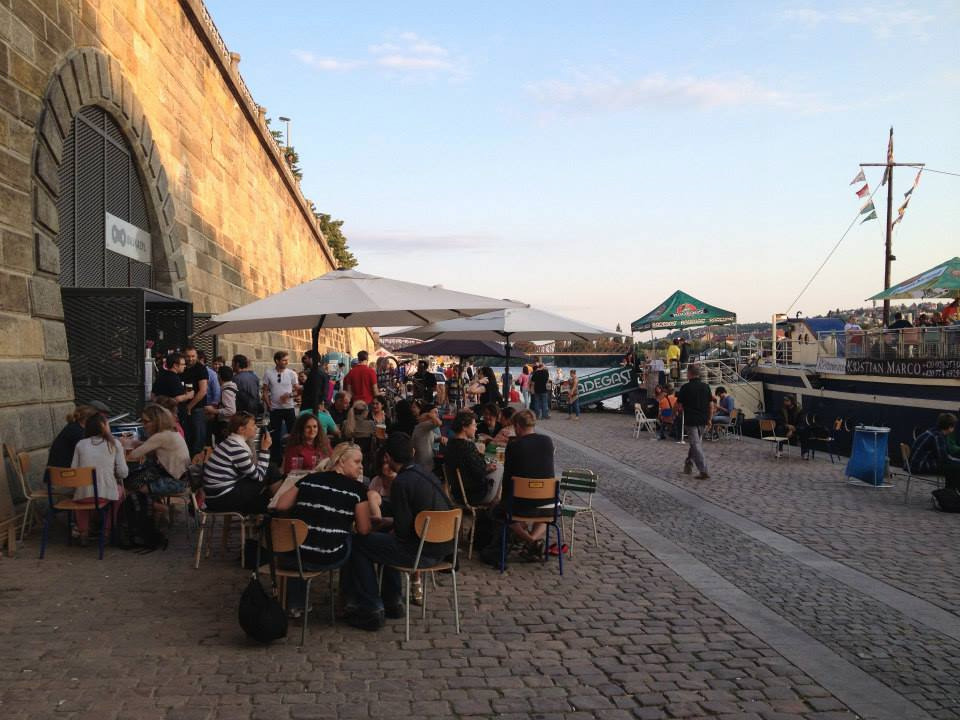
{"left": 559, "top": 469, "right": 599, "bottom": 557}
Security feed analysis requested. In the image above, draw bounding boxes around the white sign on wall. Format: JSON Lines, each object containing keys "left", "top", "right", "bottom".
{"left": 105, "top": 212, "right": 151, "bottom": 264}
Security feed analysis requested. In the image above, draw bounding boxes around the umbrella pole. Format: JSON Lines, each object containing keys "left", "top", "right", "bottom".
{"left": 503, "top": 334, "right": 511, "bottom": 408}
{"left": 311, "top": 315, "right": 326, "bottom": 357}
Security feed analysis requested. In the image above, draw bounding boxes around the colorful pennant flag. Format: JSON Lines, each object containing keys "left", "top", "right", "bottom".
{"left": 893, "top": 169, "right": 923, "bottom": 228}
{"left": 859, "top": 199, "right": 876, "bottom": 215}
{"left": 860, "top": 210, "right": 877, "bottom": 223}
{"left": 849, "top": 169, "right": 866, "bottom": 185}
{"left": 855, "top": 184, "right": 870, "bottom": 198}
{"left": 881, "top": 129, "right": 894, "bottom": 186}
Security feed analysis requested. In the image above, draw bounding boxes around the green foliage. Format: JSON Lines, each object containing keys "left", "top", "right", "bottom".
{"left": 313, "top": 208, "right": 358, "bottom": 269}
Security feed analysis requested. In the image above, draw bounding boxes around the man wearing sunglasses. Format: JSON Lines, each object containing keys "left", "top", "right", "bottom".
{"left": 262, "top": 351, "right": 300, "bottom": 464}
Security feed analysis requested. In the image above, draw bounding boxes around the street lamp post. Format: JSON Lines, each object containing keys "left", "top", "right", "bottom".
{"left": 278, "top": 116, "right": 291, "bottom": 151}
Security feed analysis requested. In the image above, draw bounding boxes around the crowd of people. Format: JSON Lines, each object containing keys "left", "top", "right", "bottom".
{"left": 44, "top": 347, "right": 564, "bottom": 632}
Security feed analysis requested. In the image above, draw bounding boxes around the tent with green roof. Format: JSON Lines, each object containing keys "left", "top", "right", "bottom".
{"left": 630, "top": 290, "right": 736, "bottom": 332}
{"left": 867, "top": 257, "right": 960, "bottom": 301}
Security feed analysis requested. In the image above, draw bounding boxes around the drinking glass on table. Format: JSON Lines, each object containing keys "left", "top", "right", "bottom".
{"left": 290, "top": 456, "right": 304, "bottom": 471}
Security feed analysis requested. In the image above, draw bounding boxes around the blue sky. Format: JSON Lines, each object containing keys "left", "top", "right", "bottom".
{"left": 206, "top": 1, "right": 959, "bottom": 329}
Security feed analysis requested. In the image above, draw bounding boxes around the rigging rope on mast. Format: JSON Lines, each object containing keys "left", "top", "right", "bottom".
{"left": 785, "top": 184, "right": 882, "bottom": 315}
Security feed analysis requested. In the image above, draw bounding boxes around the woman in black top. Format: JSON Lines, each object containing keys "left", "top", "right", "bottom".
{"left": 391, "top": 399, "right": 420, "bottom": 436}
{"left": 478, "top": 367, "right": 502, "bottom": 406}
{"left": 48, "top": 405, "right": 100, "bottom": 467}
{"left": 273, "top": 442, "right": 374, "bottom": 614}
{"left": 443, "top": 411, "right": 495, "bottom": 505}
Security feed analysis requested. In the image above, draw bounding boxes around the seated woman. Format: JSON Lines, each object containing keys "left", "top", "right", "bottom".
{"left": 491, "top": 407, "right": 517, "bottom": 446}
{"left": 411, "top": 403, "right": 442, "bottom": 473}
{"left": 367, "top": 447, "right": 396, "bottom": 525}
{"left": 390, "top": 399, "right": 420, "bottom": 436}
{"left": 282, "top": 413, "right": 332, "bottom": 473}
{"left": 272, "top": 442, "right": 374, "bottom": 616}
{"left": 443, "top": 410, "right": 496, "bottom": 505}
{"left": 126, "top": 404, "right": 191, "bottom": 495}
{"left": 70, "top": 414, "right": 128, "bottom": 544}
{"left": 48, "top": 404, "right": 100, "bottom": 468}
{"left": 656, "top": 386, "right": 678, "bottom": 440}
{"left": 153, "top": 395, "right": 186, "bottom": 438}
{"left": 369, "top": 396, "right": 388, "bottom": 427}
{"left": 202, "top": 412, "right": 275, "bottom": 514}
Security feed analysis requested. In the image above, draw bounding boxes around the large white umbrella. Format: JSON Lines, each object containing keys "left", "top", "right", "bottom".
{"left": 384, "top": 307, "right": 615, "bottom": 399}
{"left": 198, "top": 269, "right": 527, "bottom": 355}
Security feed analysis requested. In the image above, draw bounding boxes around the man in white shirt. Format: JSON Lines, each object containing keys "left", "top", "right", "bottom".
{"left": 262, "top": 351, "right": 300, "bottom": 464}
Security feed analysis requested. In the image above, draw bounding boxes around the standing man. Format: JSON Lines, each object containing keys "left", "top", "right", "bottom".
{"left": 530, "top": 362, "right": 551, "bottom": 420}
{"left": 151, "top": 353, "right": 192, "bottom": 420}
{"left": 198, "top": 350, "right": 221, "bottom": 408}
{"left": 343, "top": 350, "right": 377, "bottom": 404}
{"left": 262, "top": 351, "right": 299, "bottom": 464}
{"left": 300, "top": 350, "right": 329, "bottom": 416}
{"left": 231, "top": 354, "right": 262, "bottom": 415}
{"left": 667, "top": 339, "right": 681, "bottom": 380}
{"left": 181, "top": 346, "right": 209, "bottom": 456}
{"left": 676, "top": 364, "right": 713, "bottom": 479}
{"left": 411, "top": 359, "right": 437, "bottom": 404}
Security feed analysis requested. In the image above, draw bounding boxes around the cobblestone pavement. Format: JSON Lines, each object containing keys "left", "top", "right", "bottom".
{"left": 1, "top": 491, "right": 860, "bottom": 718}
{"left": 543, "top": 413, "right": 960, "bottom": 719}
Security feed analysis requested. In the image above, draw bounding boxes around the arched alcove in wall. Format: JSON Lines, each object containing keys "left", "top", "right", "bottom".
{"left": 31, "top": 47, "right": 188, "bottom": 300}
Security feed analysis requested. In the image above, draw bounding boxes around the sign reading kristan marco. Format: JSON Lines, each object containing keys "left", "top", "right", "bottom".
{"left": 576, "top": 366, "right": 638, "bottom": 405}
{"left": 846, "top": 358, "right": 960, "bottom": 380}
{"left": 105, "top": 212, "right": 151, "bottom": 264}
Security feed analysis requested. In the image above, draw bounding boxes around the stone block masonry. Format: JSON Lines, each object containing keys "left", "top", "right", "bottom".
{"left": 0, "top": 1, "right": 374, "bottom": 491}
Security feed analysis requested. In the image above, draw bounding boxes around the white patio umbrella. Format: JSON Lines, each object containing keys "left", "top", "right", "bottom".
{"left": 198, "top": 269, "right": 527, "bottom": 356}
{"left": 383, "top": 307, "right": 615, "bottom": 398}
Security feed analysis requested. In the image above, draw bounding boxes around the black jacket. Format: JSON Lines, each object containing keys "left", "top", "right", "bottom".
{"left": 392, "top": 463, "right": 454, "bottom": 558}
{"left": 444, "top": 438, "right": 489, "bottom": 505}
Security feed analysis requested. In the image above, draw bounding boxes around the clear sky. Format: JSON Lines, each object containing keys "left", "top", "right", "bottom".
{"left": 206, "top": 1, "right": 959, "bottom": 330}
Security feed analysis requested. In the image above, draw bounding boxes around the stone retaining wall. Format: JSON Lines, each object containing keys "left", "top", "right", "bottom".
{"left": 0, "top": 0, "right": 373, "bottom": 487}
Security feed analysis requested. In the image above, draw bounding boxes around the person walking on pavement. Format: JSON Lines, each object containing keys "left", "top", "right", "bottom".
{"left": 675, "top": 363, "right": 713, "bottom": 479}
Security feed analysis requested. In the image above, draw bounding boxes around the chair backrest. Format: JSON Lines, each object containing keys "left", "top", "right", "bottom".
{"left": 560, "top": 469, "right": 598, "bottom": 495}
{"left": 414, "top": 508, "right": 462, "bottom": 544}
{"left": 4, "top": 443, "right": 30, "bottom": 496}
{"left": 900, "top": 442, "right": 912, "bottom": 471}
{"left": 269, "top": 517, "right": 309, "bottom": 553}
{"left": 512, "top": 476, "right": 559, "bottom": 502}
{"left": 48, "top": 466, "right": 95, "bottom": 490}
{"left": 729, "top": 408, "right": 741, "bottom": 423}
{"left": 453, "top": 468, "right": 471, "bottom": 508}
{"left": 759, "top": 418, "right": 775, "bottom": 433}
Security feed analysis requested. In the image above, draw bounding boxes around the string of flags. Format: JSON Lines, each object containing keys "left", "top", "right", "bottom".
{"left": 848, "top": 165, "right": 923, "bottom": 228}
{"left": 849, "top": 170, "right": 876, "bottom": 223}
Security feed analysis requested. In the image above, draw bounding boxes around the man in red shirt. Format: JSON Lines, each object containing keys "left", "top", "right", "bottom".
{"left": 343, "top": 350, "right": 378, "bottom": 404}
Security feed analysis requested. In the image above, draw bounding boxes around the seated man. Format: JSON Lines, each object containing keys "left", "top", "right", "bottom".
{"left": 910, "top": 413, "right": 958, "bottom": 476}
{"left": 777, "top": 395, "right": 813, "bottom": 459}
{"left": 498, "top": 410, "right": 555, "bottom": 562}
{"left": 344, "top": 433, "right": 454, "bottom": 631}
{"left": 713, "top": 386, "right": 735, "bottom": 425}
{"left": 476, "top": 403, "right": 501, "bottom": 441}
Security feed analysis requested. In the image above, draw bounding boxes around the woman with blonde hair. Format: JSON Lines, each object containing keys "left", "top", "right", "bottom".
{"left": 125, "top": 404, "right": 191, "bottom": 494}
{"left": 273, "top": 442, "right": 376, "bottom": 617}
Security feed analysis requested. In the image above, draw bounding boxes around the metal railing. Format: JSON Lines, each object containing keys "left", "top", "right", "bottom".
{"left": 817, "top": 326, "right": 960, "bottom": 360}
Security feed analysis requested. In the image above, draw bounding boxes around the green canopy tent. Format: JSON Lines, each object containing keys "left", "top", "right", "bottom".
{"left": 631, "top": 290, "right": 736, "bottom": 332}
{"left": 867, "top": 256, "right": 960, "bottom": 301}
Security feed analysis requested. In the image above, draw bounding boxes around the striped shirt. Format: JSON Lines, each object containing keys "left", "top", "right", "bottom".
{"left": 203, "top": 433, "right": 269, "bottom": 499}
{"left": 292, "top": 471, "right": 363, "bottom": 565}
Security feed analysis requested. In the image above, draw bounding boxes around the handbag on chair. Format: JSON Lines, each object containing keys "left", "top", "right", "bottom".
{"left": 238, "top": 520, "right": 288, "bottom": 643}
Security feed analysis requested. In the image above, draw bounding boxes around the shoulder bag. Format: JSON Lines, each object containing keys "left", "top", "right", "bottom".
{"left": 238, "top": 520, "right": 288, "bottom": 643}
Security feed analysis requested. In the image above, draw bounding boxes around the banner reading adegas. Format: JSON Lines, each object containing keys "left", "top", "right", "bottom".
{"left": 577, "top": 366, "right": 638, "bottom": 405}
{"left": 105, "top": 212, "right": 151, "bottom": 264}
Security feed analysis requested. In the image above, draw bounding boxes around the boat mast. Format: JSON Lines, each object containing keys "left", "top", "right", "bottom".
{"left": 860, "top": 128, "right": 924, "bottom": 327}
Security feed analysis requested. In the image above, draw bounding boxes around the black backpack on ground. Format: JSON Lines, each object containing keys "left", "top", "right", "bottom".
{"left": 932, "top": 488, "right": 960, "bottom": 513}
{"left": 118, "top": 492, "right": 168, "bottom": 552}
